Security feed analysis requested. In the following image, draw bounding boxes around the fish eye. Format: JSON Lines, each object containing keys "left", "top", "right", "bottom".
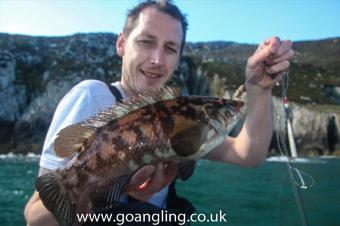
{"left": 204, "top": 104, "right": 218, "bottom": 117}
{"left": 204, "top": 104, "right": 213, "bottom": 112}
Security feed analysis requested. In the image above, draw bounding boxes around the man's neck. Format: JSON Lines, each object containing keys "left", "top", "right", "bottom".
{"left": 120, "top": 78, "right": 137, "bottom": 98}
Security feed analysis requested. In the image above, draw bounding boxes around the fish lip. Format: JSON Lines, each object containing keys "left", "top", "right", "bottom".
{"left": 140, "top": 69, "right": 162, "bottom": 78}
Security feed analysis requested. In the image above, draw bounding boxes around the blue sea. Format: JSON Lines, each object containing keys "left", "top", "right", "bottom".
{"left": 0, "top": 153, "right": 339, "bottom": 226}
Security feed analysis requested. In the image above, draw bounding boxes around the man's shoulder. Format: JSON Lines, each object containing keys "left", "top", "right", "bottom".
{"left": 70, "top": 79, "right": 112, "bottom": 96}
{"left": 75, "top": 79, "right": 107, "bottom": 90}
{"left": 57, "top": 79, "right": 115, "bottom": 113}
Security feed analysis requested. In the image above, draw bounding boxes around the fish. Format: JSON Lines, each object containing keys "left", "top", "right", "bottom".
{"left": 35, "top": 86, "right": 244, "bottom": 226}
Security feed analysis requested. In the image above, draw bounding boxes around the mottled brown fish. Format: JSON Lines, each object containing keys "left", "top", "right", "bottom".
{"left": 35, "top": 86, "right": 244, "bottom": 226}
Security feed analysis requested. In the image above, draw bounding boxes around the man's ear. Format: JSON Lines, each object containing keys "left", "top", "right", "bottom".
{"left": 116, "top": 33, "right": 126, "bottom": 56}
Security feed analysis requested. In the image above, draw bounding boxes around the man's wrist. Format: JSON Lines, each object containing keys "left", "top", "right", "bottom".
{"left": 245, "top": 83, "right": 272, "bottom": 97}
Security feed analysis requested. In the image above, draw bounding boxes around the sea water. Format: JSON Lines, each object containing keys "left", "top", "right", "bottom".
{"left": 0, "top": 154, "right": 339, "bottom": 226}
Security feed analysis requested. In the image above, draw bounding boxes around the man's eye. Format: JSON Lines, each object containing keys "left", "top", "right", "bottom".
{"left": 138, "top": 40, "right": 154, "bottom": 47}
{"left": 166, "top": 46, "right": 178, "bottom": 54}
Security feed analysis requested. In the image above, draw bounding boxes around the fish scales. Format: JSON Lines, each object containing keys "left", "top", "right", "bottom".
{"left": 35, "top": 86, "right": 244, "bottom": 226}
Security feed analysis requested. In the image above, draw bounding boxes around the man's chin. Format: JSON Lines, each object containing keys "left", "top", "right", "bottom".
{"left": 140, "top": 77, "right": 163, "bottom": 89}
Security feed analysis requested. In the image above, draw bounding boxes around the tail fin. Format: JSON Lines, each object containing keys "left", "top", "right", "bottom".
{"left": 35, "top": 171, "right": 75, "bottom": 226}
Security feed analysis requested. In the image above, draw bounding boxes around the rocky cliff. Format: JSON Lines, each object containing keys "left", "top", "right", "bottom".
{"left": 0, "top": 33, "right": 339, "bottom": 155}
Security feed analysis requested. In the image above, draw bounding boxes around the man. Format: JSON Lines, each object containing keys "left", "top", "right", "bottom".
{"left": 24, "top": 0, "right": 294, "bottom": 225}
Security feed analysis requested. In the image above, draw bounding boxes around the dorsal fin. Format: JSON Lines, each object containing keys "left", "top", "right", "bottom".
{"left": 54, "top": 86, "right": 180, "bottom": 158}
{"left": 80, "top": 86, "right": 180, "bottom": 130}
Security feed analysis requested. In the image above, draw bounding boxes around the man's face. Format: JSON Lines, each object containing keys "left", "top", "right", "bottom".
{"left": 117, "top": 7, "right": 183, "bottom": 95}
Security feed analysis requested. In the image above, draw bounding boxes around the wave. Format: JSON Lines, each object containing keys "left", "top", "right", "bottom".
{"left": 319, "top": 155, "right": 338, "bottom": 159}
{"left": 266, "top": 156, "right": 328, "bottom": 164}
{"left": 0, "top": 152, "right": 41, "bottom": 160}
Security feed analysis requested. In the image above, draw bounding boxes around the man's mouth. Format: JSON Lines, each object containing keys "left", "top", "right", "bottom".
{"left": 140, "top": 69, "right": 161, "bottom": 79}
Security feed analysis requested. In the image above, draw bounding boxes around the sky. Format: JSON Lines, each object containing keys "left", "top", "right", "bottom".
{"left": 0, "top": 0, "right": 339, "bottom": 44}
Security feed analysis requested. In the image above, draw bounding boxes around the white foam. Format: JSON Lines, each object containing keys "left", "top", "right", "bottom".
{"left": 26, "top": 152, "right": 41, "bottom": 158}
{"left": 13, "top": 190, "right": 24, "bottom": 196}
{"left": 266, "top": 156, "right": 327, "bottom": 164}
{"left": 0, "top": 152, "right": 40, "bottom": 160}
{"left": 320, "top": 155, "right": 338, "bottom": 159}
{"left": 0, "top": 152, "right": 16, "bottom": 159}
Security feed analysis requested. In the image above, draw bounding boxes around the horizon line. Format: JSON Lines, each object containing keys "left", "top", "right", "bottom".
{"left": 0, "top": 31, "right": 339, "bottom": 45}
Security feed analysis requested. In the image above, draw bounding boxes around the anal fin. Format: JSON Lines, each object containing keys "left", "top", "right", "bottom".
{"left": 89, "top": 176, "right": 129, "bottom": 213}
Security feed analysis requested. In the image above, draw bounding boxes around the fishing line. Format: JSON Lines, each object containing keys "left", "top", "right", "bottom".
{"left": 274, "top": 72, "right": 314, "bottom": 226}
{"left": 275, "top": 73, "right": 314, "bottom": 189}
{"left": 232, "top": 68, "right": 315, "bottom": 226}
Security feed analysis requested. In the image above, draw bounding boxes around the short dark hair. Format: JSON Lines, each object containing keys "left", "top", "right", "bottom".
{"left": 123, "top": 0, "right": 188, "bottom": 55}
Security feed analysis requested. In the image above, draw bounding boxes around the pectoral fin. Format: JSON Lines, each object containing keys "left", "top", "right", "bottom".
{"left": 54, "top": 125, "right": 96, "bottom": 158}
{"left": 170, "top": 122, "right": 208, "bottom": 157}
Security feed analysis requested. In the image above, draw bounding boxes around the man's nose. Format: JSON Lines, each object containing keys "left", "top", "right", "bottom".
{"left": 150, "top": 48, "right": 165, "bottom": 66}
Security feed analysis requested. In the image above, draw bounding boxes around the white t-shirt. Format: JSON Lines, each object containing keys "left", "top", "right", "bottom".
{"left": 39, "top": 79, "right": 168, "bottom": 208}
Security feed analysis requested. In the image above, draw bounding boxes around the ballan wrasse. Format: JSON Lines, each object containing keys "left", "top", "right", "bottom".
{"left": 36, "top": 86, "right": 245, "bottom": 226}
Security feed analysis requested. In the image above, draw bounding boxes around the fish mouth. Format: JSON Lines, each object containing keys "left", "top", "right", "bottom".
{"left": 140, "top": 69, "right": 162, "bottom": 79}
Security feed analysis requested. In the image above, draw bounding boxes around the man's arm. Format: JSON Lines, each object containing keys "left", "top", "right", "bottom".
{"left": 24, "top": 191, "right": 59, "bottom": 226}
{"left": 205, "top": 37, "right": 294, "bottom": 167}
{"left": 24, "top": 168, "right": 59, "bottom": 226}
{"left": 204, "top": 87, "right": 273, "bottom": 167}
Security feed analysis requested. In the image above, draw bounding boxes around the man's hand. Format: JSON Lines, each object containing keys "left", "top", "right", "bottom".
{"left": 76, "top": 162, "right": 178, "bottom": 212}
{"left": 126, "top": 162, "right": 178, "bottom": 202}
{"left": 246, "top": 36, "right": 294, "bottom": 90}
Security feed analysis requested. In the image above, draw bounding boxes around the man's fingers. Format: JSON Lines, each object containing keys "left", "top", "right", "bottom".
{"left": 256, "top": 36, "right": 280, "bottom": 52}
{"left": 265, "top": 49, "right": 294, "bottom": 65}
{"left": 163, "top": 162, "right": 178, "bottom": 186}
{"left": 126, "top": 162, "right": 178, "bottom": 202}
{"left": 249, "top": 37, "right": 281, "bottom": 68}
{"left": 265, "top": 40, "right": 293, "bottom": 65}
{"left": 246, "top": 37, "right": 293, "bottom": 89}
{"left": 128, "top": 165, "right": 155, "bottom": 190}
{"left": 276, "top": 40, "right": 292, "bottom": 56}
{"left": 145, "top": 163, "right": 165, "bottom": 192}
{"left": 265, "top": 60, "right": 290, "bottom": 75}
{"left": 272, "top": 72, "right": 284, "bottom": 85}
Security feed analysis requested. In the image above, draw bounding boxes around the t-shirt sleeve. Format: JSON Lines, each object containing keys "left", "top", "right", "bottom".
{"left": 39, "top": 82, "right": 114, "bottom": 170}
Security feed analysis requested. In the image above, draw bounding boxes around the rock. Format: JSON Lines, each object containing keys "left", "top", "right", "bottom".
{"left": 271, "top": 97, "right": 340, "bottom": 155}
{"left": 0, "top": 51, "right": 16, "bottom": 90}
{"left": 15, "top": 75, "right": 88, "bottom": 153}
{"left": 0, "top": 51, "right": 26, "bottom": 124}
{"left": 327, "top": 114, "right": 339, "bottom": 153}
{"left": 322, "top": 84, "right": 340, "bottom": 105}
{"left": 0, "top": 118, "right": 15, "bottom": 153}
